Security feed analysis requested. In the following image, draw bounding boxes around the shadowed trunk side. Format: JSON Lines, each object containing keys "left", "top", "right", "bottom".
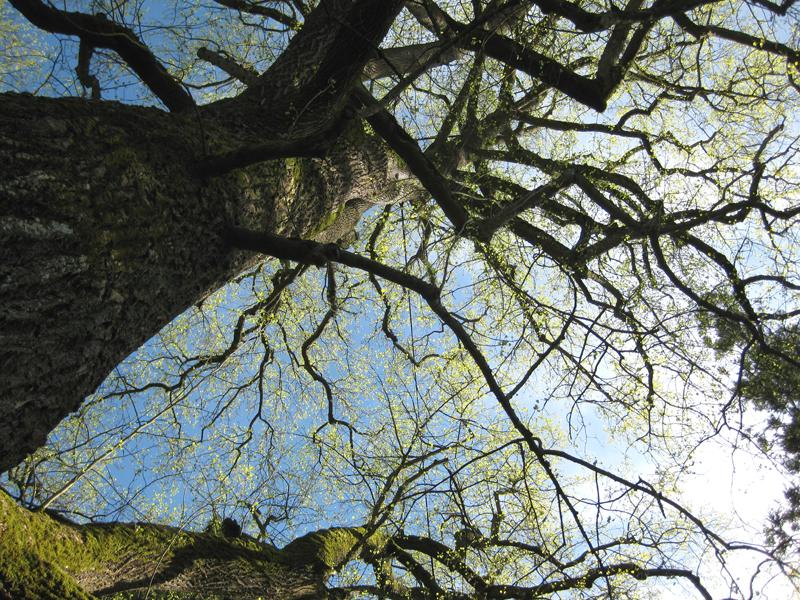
{"left": 0, "top": 92, "right": 410, "bottom": 473}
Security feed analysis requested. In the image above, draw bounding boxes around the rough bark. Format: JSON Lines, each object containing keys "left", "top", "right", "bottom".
{"left": 0, "top": 91, "right": 412, "bottom": 473}
{"left": 0, "top": 491, "right": 376, "bottom": 599}
{"left": 243, "top": 0, "right": 404, "bottom": 135}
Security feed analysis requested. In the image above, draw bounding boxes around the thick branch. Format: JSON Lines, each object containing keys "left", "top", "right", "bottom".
{"left": 224, "top": 228, "right": 441, "bottom": 297}
{"left": 197, "top": 135, "right": 329, "bottom": 175}
{"left": 353, "top": 86, "right": 470, "bottom": 230}
{"left": 213, "top": 0, "right": 300, "bottom": 28}
{"left": 460, "top": 26, "right": 609, "bottom": 111}
{"left": 362, "top": 42, "right": 463, "bottom": 80}
{"left": 8, "top": 0, "right": 194, "bottom": 112}
{"left": 247, "top": 0, "right": 404, "bottom": 133}
{"left": 0, "top": 491, "right": 338, "bottom": 599}
{"left": 674, "top": 12, "right": 800, "bottom": 63}
{"left": 197, "top": 46, "right": 260, "bottom": 86}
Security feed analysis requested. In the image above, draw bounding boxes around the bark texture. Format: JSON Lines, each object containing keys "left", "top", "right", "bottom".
{"left": 0, "top": 92, "right": 412, "bottom": 473}
{"left": 0, "top": 491, "right": 375, "bottom": 599}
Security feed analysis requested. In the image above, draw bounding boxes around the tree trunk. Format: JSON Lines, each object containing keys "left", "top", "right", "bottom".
{"left": 0, "top": 491, "right": 374, "bottom": 599}
{"left": 0, "top": 91, "right": 410, "bottom": 473}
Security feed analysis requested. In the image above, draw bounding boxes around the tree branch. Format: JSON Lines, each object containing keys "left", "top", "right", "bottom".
{"left": 213, "top": 0, "right": 300, "bottom": 28}
{"left": 353, "top": 85, "right": 470, "bottom": 230}
{"left": 485, "top": 563, "right": 713, "bottom": 599}
{"left": 197, "top": 46, "right": 259, "bottom": 86}
{"left": 362, "top": 42, "right": 463, "bottom": 81}
{"left": 8, "top": 0, "right": 194, "bottom": 112}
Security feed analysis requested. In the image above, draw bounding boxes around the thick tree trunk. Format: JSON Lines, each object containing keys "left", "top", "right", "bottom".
{"left": 0, "top": 491, "right": 374, "bottom": 599}
{"left": 0, "top": 92, "right": 410, "bottom": 473}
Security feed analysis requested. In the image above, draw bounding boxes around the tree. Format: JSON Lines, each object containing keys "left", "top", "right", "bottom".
{"left": 0, "top": 0, "right": 408, "bottom": 469}
{"left": 701, "top": 318, "right": 800, "bottom": 553}
{"left": 1, "top": 0, "right": 799, "bottom": 598}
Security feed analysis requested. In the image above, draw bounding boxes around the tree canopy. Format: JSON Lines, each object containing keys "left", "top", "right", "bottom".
{"left": 1, "top": 0, "right": 800, "bottom": 598}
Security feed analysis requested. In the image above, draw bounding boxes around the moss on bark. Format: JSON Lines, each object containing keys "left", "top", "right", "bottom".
{"left": 1, "top": 492, "right": 382, "bottom": 599}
